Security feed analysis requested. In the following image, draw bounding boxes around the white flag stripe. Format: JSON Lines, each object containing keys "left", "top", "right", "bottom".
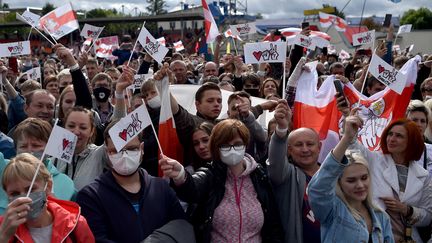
{"left": 44, "top": 125, "right": 77, "bottom": 164}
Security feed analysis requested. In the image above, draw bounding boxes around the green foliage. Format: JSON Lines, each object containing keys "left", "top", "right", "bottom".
{"left": 255, "top": 13, "right": 263, "bottom": 20}
{"left": 86, "top": 8, "right": 119, "bottom": 18}
{"left": 401, "top": 7, "right": 432, "bottom": 30}
{"left": 146, "top": 0, "right": 168, "bottom": 15}
{"left": 322, "top": 4, "right": 345, "bottom": 19}
{"left": 42, "top": 2, "right": 56, "bottom": 15}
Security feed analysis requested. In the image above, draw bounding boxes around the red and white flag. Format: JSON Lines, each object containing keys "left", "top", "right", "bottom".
{"left": 224, "top": 29, "right": 242, "bottom": 40}
{"left": 80, "top": 24, "right": 104, "bottom": 39}
{"left": 39, "top": 3, "right": 79, "bottom": 40}
{"left": 156, "top": 37, "right": 166, "bottom": 46}
{"left": 319, "top": 12, "right": 347, "bottom": 32}
{"left": 202, "top": 0, "right": 219, "bottom": 43}
{"left": 44, "top": 124, "right": 77, "bottom": 163}
{"left": 157, "top": 77, "right": 183, "bottom": 176}
{"left": 137, "top": 25, "right": 169, "bottom": 64}
{"left": 369, "top": 53, "right": 407, "bottom": 94}
{"left": 94, "top": 36, "right": 119, "bottom": 59}
{"left": 293, "top": 56, "right": 420, "bottom": 162}
{"left": 174, "top": 40, "right": 185, "bottom": 52}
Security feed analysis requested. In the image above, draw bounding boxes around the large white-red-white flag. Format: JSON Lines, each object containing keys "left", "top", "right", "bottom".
{"left": 202, "top": 0, "right": 219, "bottom": 43}
{"left": 157, "top": 77, "right": 183, "bottom": 176}
{"left": 319, "top": 12, "right": 347, "bottom": 32}
{"left": 293, "top": 56, "right": 420, "bottom": 162}
{"left": 39, "top": 3, "right": 79, "bottom": 40}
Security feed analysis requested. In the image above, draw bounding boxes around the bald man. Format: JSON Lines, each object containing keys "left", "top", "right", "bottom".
{"left": 267, "top": 99, "right": 321, "bottom": 243}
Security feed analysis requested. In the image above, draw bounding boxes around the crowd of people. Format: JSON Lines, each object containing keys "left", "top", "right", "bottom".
{"left": 0, "top": 22, "right": 431, "bottom": 243}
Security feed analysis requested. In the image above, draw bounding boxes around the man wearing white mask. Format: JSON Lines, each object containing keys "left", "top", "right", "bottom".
{"left": 76, "top": 121, "right": 186, "bottom": 242}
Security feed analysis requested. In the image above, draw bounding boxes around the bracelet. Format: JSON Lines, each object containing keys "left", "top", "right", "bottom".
{"left": 174, "top": 166, "right": 185, "bottom": 181}
{"left": 275, "top": 126, "right": 288, "bottom": 136}
{"left": 115, "top": 91, "right": 124, "bottom": 99}
{"left": 69, "top": 63, "right": 79, "bottom": 72}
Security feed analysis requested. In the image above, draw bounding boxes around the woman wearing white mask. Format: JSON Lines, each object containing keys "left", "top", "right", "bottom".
{"left": 0, "top": 153, "right": 94, "bottom": 242}
{"left": 160, "top": 119, "right": 284, "bottom": 243}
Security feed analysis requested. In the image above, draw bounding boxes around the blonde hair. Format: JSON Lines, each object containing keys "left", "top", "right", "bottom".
{"left": 335, "top": 150, "right": 380, "bottom": 220}
{"left": 2, "top": 153, "right": 51, "bottom": 191}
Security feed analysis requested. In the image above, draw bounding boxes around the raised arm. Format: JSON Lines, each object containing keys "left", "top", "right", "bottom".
{"left": 112, "top": 66, "right": 134, "bottom": 119}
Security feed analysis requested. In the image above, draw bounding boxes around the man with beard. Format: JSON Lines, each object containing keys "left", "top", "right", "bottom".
{"left": 76, "top": 122, "right": 186, "bottom": 242}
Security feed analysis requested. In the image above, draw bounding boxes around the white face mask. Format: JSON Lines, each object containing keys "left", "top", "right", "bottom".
{"left": 147, "top": 95, "right": 161, "bottom": 109}
{"left": 109, "top": 150, "right": 141, "bottom": 176}
{"left": 219, "top": 148, "right": 245, "bottom": 166}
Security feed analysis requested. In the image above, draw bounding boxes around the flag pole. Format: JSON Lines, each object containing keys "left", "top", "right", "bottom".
{"left": 26, "top": 118, "right": 59, "bottom": 197}
{"left": 27, "top": 27, "right": 33, "bottom": 40}
{"left": 127, "top": 22, "right": 146, "bottom": 66}
{"left": 41, "top": 24, "right": 58, "bottom": 44}
{"left": 142, "top": 99, "right": 164, "bottom": 154}
{"left": 357, "top": 47, "right": 377, "bottom": 106}
{"left": 232, "top": 37, "right": 238, "bottom": 56}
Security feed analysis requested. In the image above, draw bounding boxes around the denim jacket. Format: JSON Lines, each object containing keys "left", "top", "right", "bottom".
{"left": 308, "top": 153, "right": 395, "bottom": 243}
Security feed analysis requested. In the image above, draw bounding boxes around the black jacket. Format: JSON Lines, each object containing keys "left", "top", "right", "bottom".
{"left": 173, "top": 161, "right": 284, "bottom": 243}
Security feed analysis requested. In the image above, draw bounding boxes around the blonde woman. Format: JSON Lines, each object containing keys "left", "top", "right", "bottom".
{"left": 308, "top": 111, "right": 394, "bottom": 242}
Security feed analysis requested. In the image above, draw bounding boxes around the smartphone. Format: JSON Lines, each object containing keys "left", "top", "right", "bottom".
{"left": 302, "top": 22, "right": 310, "bottom": 29}
{"left": 334, "top": 79, "right": 348, "bottom": 106}
{"left": 383, "top": 14, "right": 392, "bottom": 27}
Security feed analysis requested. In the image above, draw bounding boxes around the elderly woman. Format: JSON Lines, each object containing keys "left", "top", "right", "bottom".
{"left": 160, "top": 119, "right": 284, "bottom": 243}
{"left": 0, "top": 153, "right": 94, "bottom": 242}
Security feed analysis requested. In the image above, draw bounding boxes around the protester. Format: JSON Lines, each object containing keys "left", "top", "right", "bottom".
{"left": 160, "top": 119, "right": 284, "bottom": 242}
{"left": 190, "top": 122, "right": 214, "bottom": 171}
{"left": 308, "top": 109, "right": 394, "bottom": 242}
{"left": 77, "top": 121, "right": 186, "bottom": 242}
{"left": 0, "top": 153, "right": 94, "bottom": 242}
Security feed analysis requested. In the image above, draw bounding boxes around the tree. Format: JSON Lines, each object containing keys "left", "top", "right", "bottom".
{"left": 322, "top": 4, "right": 345, "bottom": 19}
{"left": 401, "top": 7, "right": 432, "bottom": 30}
{"left": 1, "top": 3, "right": 9, "bottom": 9}
{"left": 42, "top": 2, "right": 56, "bottom": 15}
{"left": 254, "top": 13, "right": 263, "bottom": 20}
{"left": 146, "top": 0, "right": 168, "bottom": 15}
{"left": 86, "top": 8, "right": 119, "bottom": 18}
{"left": 361, "top": 17, "right": 382, "bottom": 31}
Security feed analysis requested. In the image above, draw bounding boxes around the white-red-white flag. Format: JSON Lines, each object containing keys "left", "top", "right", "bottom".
{"left": 369, "top": 53, "right": 407, "bottom": 94}
{"left": 80, "top": 24, "right": 104, "bottom": 39}
{"left": 93, "top": 36, "right": 119, "bottom": 59}
{"left": 39, "top": 3, "right": 79, "bottom": 40}
{"left": 156, "top": 37, "right": 166, "bottom": 46}
{"left": 319, "top": 12, "right": 347, "bottom": 32}
{"left": 137, "top": 25, "right": 169, "bottom": 64}
{"left": 174, "top": 40, "right": 185, "bottom": 52}
{"left": 44, "top": 124, "right": 77, "bottom": 163}
{"left": 202, "top": 0, "right": 219, "bottom": 43}
{"left": 224, "top": 29, "right": 242, "bottom": 40}
{"left": 157, "top": 77, "right": 183, "bottom": 176}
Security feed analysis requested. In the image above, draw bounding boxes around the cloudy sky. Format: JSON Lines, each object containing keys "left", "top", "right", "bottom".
{"left": 5, "top": 0, "right": 431, "bottom": 19}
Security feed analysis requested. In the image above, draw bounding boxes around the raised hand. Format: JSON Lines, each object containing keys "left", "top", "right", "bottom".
{"left": 116, "top": 66, "right": 134, "bottom": 92}
{"left": 0, "top": 197, "right": 32, "bottom": 241}
{"left": 343, "top": 108, "right": 363, "bottom": 141}
{"left": 54, "top": 44, "right": 77, "bottom": 67}
{"left": 159, "top": 155, "right": 185, "bottom": 184}
{"left": 274, "top": 99, "right": 292, "bottom": 136}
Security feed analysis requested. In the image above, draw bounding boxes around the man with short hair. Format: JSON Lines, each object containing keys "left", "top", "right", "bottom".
{"left": 77, "top": 122, "right": 186, "bottom": 242}
{"left": 23, "top": 89, "right": 56, "bottom": 123}
{"left": 169, "top": 60, "right": 195, "bottom": 84}
{"left": 91, "top": 73, "right": 114, "bottom": 125}
{"left": 86, "top": 58, "right": 99, "bottom": 82}
{"left": 267, "top": 99, "right": 321, "bottom": 243}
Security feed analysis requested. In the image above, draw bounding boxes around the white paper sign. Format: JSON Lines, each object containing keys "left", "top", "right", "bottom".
{"left": 0, "top": 41, "right": 31, "bottom": 58}
{"left": 352, "top": 30, "right": 375, "bottom": 46}
{"left": 294, "top": 34, "right": 316, "bottom": 50}
{"left": 25, "top": 67, "right": 41, "bottom": 80}
{"left": 81, "top": 24, "right": 104, "bottom": 39}
{"left": 369, "top": 53, "right": 407, "bottom": 94}
{"left": 133, "top": 74, "right": 153, "bottom": 90}
{"left": 397, "top": 24, "right": 412, "bottom": 35}
{"left": 174, "top": 40, "right": 185, "bottom": 52}
{"left": 137, "top": 26, "right": 169, "bottom": 64}
{"left": 16, "top": 11, "right": 40, "bottom": 27}
{"left": 230, "top": 22, "right": 257, "bottom": 36}
{"left": 44, "top": 124, "right": 77, "bottom": 163}
{"left": 108, "top": 103, "right": 152, "bottom": 152}
{"left": 244, "top": 42, "right": 287, "bottom": 64}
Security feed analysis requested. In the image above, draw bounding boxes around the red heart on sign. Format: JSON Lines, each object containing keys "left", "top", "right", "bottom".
{"left": 87, "top": 30, "right": 94, "bottom": 36}
{"left": 378, "top": 65, "right": 385, "bottom": 74}
{"left": 237, "top": 27, "right": 242, "bottom": 32}
{"left": 253, "top": 51, "right": 262, "bottom": 61}
{"left": 62, "top": 138, "right": 70, "bottom": 150}
{"left": 146, "top": 37, "right": 151, "bottom": 44}
{"left": 8, "top": 47, "right": 13, "bottom": 52}
{"left": 300, "top": 38, "right": 304, "bottom": 42}
{"left": 357, "top": 37, "right": 363, "bottom": 43}
{"left": 119, "top": 129, "right": 127, "bottom": 141}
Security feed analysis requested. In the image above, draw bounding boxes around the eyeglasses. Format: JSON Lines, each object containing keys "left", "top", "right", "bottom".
{"left": 219, "top": 144, "right": 245, "bottom": 152}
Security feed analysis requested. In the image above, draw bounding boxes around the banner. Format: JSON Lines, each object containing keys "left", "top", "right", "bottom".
{"left": 174, "top": 40, "right": 185, "bottom": 52}
{"left": 80, "top": 24, "right": 104, "bottom": 39}
{"left": 44, "top": 124, "right": 77, "bottom": 163}
{"left": 137, "top": 26, "right": 169, "bottom": 64}
{"left": 369, "top": 53, "right": 407, "bottom": 94}
{"left": 39, "top": 3, "right": 79, "bottom": 40}
{"left": 0, "top": 41, "right": 31, "bottom": 58}
{"left": 25, "top": 67, "right": 41, "bottom": 80}
{"left": 352, "top": 30, "right": 375, "bottom": 46}
{"left": 230, "top": 22, "right": 257, "bottom": 36}
{"left": 108, "top": 103, "right": 152, "bottom": 152}
{"left": 397, "top": 24, "right": 412, "bottom": 35}
{"left": 319, "top": 12, "right": 347, "bottom": 32}
{"left": 244, "top": 41, "right": 287, "bottom": 64}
